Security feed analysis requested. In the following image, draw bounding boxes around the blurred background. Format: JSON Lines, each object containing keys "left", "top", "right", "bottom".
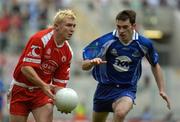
{"left": 0, "top": 0, "right": 180, "bottom": 122}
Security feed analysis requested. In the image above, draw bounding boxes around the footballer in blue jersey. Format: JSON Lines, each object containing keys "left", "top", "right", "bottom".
{"left": 82, "top": 10, "right": 171, "bottom": 122}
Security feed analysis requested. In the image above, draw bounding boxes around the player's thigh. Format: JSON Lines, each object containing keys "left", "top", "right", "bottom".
{"left": 9, "top": 115, "right": 28, "bottom": 122}
{"left": 112, "top": 96, "right": 133, "bottom": 115}
{"left": 32, "top": 103, "right": 54, "bottom": 122}
{"left": 93, "top": 111, "right": 109, "bottom": 122}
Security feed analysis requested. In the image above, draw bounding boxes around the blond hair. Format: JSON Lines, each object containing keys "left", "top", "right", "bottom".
{"left": 53, "top": 9, "right": 76, "bottom": 26}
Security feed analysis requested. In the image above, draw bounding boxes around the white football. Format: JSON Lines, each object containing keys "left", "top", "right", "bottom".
{"left": 55, "top": 88, "right": 79, "bottom": 113}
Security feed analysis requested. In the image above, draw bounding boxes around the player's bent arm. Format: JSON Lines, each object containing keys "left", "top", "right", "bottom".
{"left": 151, "top": 63, "right": 165, "bottom": 92}
{"left": 82, "top": 60, "right": 94, "bottom": 71}
{"left": 21, "top": 66, "right": 55, "bottom": 99}
{"left": 21, "top": 66, "right": 48, "bottom": 88}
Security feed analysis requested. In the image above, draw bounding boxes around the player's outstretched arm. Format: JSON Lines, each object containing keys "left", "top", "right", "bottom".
{"left": 82, "top": 58, "right": 107, "bottom": 71}
{"left": 21, "top": 66, "right": 55, "bottom": 100}
{"left": 151, "top": 63, "right": 171, "bottom": 110}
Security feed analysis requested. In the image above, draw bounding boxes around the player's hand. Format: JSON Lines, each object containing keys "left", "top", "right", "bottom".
{"left": 54, "top": 86, "right": 64, "bottom": 93}
{"left": 41, "top": 84, "right": 56, "bottom": 100}
{"left": 7, "top": 89, "right": 12, "bottom": 103}
{"left": 57, "top": 109, "right": 71, "bottom": 114}
{"left": 160, "top": 91, "right": 171, "bottom": 110}
{"left": 7, "top": 88, "right": 13, "bottom": 110}
{"left": 90, "top": 58, "right": 107, "bottom": 65}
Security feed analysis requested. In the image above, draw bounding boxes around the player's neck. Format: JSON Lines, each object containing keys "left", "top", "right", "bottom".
{"left": 120, "top": 36, "right": 133, "bottom": 45}
{"left": 54, "top": 38, "right": 66, "bottom": 47}
{"left": 122, "top": 39, "right": 130, "bottom": 43}
{"left": 54, "top": 32, "right": 66, "bottom": 45}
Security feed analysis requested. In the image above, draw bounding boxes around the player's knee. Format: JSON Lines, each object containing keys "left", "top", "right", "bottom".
{"left": 114, "top": 109, "right": 126, "bottom": 120}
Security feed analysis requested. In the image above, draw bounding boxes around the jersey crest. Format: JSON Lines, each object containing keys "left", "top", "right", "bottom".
{"left": 110, "top": 48, "right": 118, "bottom": 56}
{"left": 61, "top": 56, "right": 67, "bottom": 62}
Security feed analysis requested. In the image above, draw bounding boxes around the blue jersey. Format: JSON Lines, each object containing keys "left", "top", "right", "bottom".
{"left": 0, "top": 79, "right": 5, "bottom": 110}
{"left": 83, "top": 30, "right": 159, "bottom": 87}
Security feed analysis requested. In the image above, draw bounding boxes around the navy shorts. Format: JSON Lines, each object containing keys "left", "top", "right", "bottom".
{"left": 93, "top": 83, "right": 136, "bottom": 112}
{"left": 0, "top": 98, "right": 3, "bottom": 111}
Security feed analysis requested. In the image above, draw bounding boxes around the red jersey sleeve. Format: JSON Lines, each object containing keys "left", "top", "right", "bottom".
{"left": 21, "top": 36, "right": 44, "bottom": 68}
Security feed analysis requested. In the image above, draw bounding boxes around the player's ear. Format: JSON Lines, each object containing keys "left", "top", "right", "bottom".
{"left": 132, "top": 23, "right": 136, "bottom": 28}
{"left": 54, "top": 24, "right": 59, "bottom": 31}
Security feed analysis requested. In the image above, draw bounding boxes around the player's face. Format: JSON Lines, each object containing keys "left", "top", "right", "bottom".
{"left": 57, "top": 17, "right": 76, "bottom": 41}
{"left": 116, "top": 19, "right": 135, "bottom": 43}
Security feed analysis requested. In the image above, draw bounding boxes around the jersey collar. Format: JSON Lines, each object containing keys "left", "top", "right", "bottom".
{"left": 112, "top": 29, "right": 139, "bottom": 41}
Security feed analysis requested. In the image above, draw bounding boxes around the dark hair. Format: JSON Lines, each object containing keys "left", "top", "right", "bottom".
{"left": 116, "top": 10, "right": 136, "bottom": 24}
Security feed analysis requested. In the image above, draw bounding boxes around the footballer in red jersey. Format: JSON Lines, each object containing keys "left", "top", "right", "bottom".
{"left": 13, "top": 28, "right": 72, "bottom": 87}
{"left": 8, "top": 9, "right": 76, "bottom": 122}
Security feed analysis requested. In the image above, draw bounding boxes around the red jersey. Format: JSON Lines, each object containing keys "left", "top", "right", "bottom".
{"left": 13, "top": 28, "right": 73, "bottom": 87}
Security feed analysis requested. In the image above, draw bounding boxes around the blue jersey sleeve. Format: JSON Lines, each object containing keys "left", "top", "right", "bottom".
{"left": 145, "top": 40, "right": 159, "bottom": 66}
{"left": 83, "top": 32, "right": 114, "bottom": 60}
{"left": 138, "top": 36, "right": 159, "bottom": 66}
{"left": 0, "top": 80, "right": 5, "bottom": 93}
{"left": 83, "top": 38, "right": 102, "bottom": 60}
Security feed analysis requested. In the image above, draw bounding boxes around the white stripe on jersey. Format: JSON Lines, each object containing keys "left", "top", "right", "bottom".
{"left": 112, "top": 29, "right": 116, "bottom": 35}
{"left": 136, "top": 41, "right": 148, "bottom": 55}
{"left": 65, "top": 41, "right": 73, "bottom": 57}
{"left": 23, "top": 57, "right": 41, "bottom": 63}
{"left": 41, "top": 31, "right": 54, "bottom": 47}
{"left": 132, "top": 30, "right": 139, "bottom": 40}
{"left": 53, "top": 78, "right": 68, "bottom": 83}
